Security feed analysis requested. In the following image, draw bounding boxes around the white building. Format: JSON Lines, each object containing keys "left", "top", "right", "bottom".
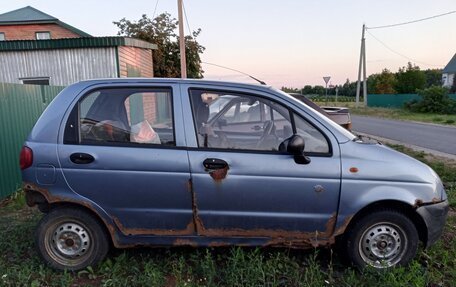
{"left": 442, "top": 53, "right": 456, "bottom": 88}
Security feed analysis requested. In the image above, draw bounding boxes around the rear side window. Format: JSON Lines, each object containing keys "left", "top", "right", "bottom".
{"left": 74, "top": 88, "right": 174, "bottom": 146}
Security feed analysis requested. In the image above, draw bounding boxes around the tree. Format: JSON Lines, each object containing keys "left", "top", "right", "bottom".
{"left": 313, "top": 85, "right": 325, "bottom": 95}
{"left": 281, "top": 86, "right": 299, "bottom": 93}
{"left": 302, "top": 85, "right": 313, "bottom": 94}
{"left": 394, "top": 62, "right": 426, "bottom": 93}
{"left": 424, "top": 69, "right": 442, "bottom": 88}
{"left": 405, "top": 86, "right": 456, "bottom": 114}
{"left": 339, "top": 79, "right": 356, "bottom": 97}
{"left": 367, "top": 73, "right": 379, "bottom": 94}
{"left": 374, "top": 69, "right": 397, "bottom": 94}
{"left": 114, "top": 13, "right": 205, "bottom": 78}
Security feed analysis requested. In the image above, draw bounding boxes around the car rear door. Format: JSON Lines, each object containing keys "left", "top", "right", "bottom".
{"left": 182, "top": 84, "right": 342, "bottom": 241}
{"left": 57, "top": 83, "right": 194, "bottom": 236}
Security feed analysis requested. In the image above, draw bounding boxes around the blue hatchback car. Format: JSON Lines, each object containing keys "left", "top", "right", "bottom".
{"left": 21, "top": 78, "right": 449, "bottom": 271}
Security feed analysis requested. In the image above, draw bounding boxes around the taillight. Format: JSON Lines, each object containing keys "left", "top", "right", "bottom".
{"left": 20, "top": 146, "right": 33, "bottom": 170}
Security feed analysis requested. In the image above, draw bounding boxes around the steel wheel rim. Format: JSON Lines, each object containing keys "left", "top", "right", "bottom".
{"left": 44, "top": 220, "right": 93, "bottom": 267}
{"left": 358, "top": 222, "right": 407, "bottom": 268}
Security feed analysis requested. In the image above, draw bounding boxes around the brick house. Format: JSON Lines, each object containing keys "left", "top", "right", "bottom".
{"left": 0, "top": 6, "right": 91, "bottom": 40}
{"left": 0, "top": 6, "right": 157, "bottom": 85}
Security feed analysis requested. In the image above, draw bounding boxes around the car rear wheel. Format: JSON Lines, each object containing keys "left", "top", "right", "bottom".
{"left": 344, "top": 210, "right": 419, "bottom": 269}
{"left": 36, "top": 207, "right": 109, "bottom": 271}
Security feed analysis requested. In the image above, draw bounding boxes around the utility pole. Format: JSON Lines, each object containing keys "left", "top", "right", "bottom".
{"left": 355, "top": 24, "right": 367, "bottom": 107}
{"left": 177, "top": 0, "right": 187, "bottom": 78}
{"left": 362, "top": 35, "right": 367, "bottom": 106}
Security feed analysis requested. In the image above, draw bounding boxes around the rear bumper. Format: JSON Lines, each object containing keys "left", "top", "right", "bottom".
{"left": 416, "top": 200, "right": 449, "bottom": 248}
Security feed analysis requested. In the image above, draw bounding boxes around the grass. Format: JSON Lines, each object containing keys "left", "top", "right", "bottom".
{"left": 351, "top": 107, "right": 456, "bottom": 126}
{"left": 315, "top": 101, "right": 456, "bottom": 126}
{"left": 1, "top": 146, "right": 455, "bottom": 286}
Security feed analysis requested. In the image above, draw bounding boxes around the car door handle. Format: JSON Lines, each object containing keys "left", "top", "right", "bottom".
{"left": 70, "top": 153, "right": 95, "bottom": 164}
{"left": 203, "top": 158, "right": 228, "bottom": 170}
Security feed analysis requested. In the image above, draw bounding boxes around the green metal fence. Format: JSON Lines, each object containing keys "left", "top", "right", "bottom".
{"left": 0, "top": 83, "right": 64, "bottom": 199}
{"left": 367, "top": 94, "right": 456, "bottom": 108}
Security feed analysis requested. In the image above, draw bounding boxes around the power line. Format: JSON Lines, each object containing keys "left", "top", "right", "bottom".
{"left": 365, "top": 30, "right": 443, "bottom": 67}
{"left": 152, "top": 0, "right": 160, "bottom": 20}
{"left": 367, "top": 10, "right": 456, "bottom": 30}
{"left": 182, "top": 0, "right": 192, "bottom": 35}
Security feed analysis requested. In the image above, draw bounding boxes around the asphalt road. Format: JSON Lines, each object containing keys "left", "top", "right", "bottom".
{"left": 351, "top": 115, "right": 456, "bottom": 155}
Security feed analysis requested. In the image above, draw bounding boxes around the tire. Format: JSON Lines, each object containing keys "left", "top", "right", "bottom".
{"left": 35, "top": 207, "right": 109, "bottom": 271}
{"left": 343, "top": 210, "right": 419, "bottom": 269}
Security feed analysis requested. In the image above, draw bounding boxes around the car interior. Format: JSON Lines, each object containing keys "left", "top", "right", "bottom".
{"left": 79, "top": 89, "right": 175, "bottom": 145}
{"left": 190, "top": 90, "right": 294, "bottom": 151}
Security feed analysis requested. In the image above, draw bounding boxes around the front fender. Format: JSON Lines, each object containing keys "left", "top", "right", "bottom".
{"left": 334, "top": 179, "right": 439, "bottom": 232}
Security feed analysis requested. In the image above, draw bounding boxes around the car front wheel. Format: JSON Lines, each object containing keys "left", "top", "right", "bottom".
{"left": 36, "top": 207, "right": 109, "bottom": 271}
{"left": 344, "top": 210, "right": 419, "bottom": 269}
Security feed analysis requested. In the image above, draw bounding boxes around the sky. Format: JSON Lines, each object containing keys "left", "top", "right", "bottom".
{"left": 1, "top": 0, "right": 456, "bottom": 88}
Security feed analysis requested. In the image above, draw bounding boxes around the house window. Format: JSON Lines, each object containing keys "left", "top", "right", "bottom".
{"left": 35, "top": 32, "right": 51, "bottom": 40}
{"left": 21, "top": 77, "right": 50, "bottom": 86}
{"left": 0, "top": 33, "right": 5, "bottom": 41}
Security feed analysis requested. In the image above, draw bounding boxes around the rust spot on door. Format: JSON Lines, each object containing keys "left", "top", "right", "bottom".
{"left": 207, "top": 241, "right": 231, "bottom": 247}
{"left": 173, "top": 238, "right": 198, "bottom": 247}
{"left": 113, "top": 217, "right": 195, "bottom": 236}
{"left": 333, "top": 215, "right": 354, "bottom": 237}
{"left": 23, "top": 181, "right": 356, "bottom": 250}
{"left": 208, "top": 166, "right": 229, "bottom": 182}
{"left": 188, "top": 186, "right": 354, "bottom": 248}
{"left": 195, "top": 212, "right": 352, "bottom": 248}
{"left": 111, "top": 178, "right": 201, "bottom": 237}
{"left": 189, "top": 178, "right": 205, "bottom": 233}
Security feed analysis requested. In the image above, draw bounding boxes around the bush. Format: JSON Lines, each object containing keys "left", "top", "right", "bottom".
{"left": 404, "top": 86, "right": 456, "bottom": 114}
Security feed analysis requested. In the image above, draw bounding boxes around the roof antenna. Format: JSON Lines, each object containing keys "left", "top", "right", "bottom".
{"left": 202, "top": 61, "right": 267, "bottom": 85}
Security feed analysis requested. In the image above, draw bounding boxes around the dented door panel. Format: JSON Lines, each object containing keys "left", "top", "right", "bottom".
{"left": 180, "top": 83, "right": 342, "bottom": 239}
{"left": 188, "top": 151, "right": 341, "bottom": 236}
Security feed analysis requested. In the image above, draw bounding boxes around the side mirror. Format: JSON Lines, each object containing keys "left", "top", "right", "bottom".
{"left": 280, "top": 135, "right": 311, "bottom": 165}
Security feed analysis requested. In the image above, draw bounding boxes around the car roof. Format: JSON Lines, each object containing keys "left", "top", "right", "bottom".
{"left": 77, "top": 77, "right": 274, "bottom": 92}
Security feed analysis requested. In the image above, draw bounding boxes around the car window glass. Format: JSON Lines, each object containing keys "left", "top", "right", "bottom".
{"left": 208, "top": 96, "right": 232, "bottom": 121}
{"left": 190, "top": 89, "right": 293, "bottom": 151}
{"left": 79, "top": 88, "right": 174, "bottom": 146}
{"left": 80, "top": 91, "right": 100, "bottom": 117}
{"left": 293, "top": 114, "right": 329, "bottom": 153}
{"left": 221, "top": 102, "right": 237, "bottom": 122}
{"left": 273, "top": 108, "right": 285, "bottom": 121}
{"left": 220, "top": 100, "right": 261, "bottom": 124}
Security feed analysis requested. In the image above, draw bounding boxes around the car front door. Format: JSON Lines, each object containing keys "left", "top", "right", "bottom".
{"left": 183, "top": 85, "right": 341, "bottom": 242}
{"left": 58, "top": 84, "right": 194, "bottom": 236}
